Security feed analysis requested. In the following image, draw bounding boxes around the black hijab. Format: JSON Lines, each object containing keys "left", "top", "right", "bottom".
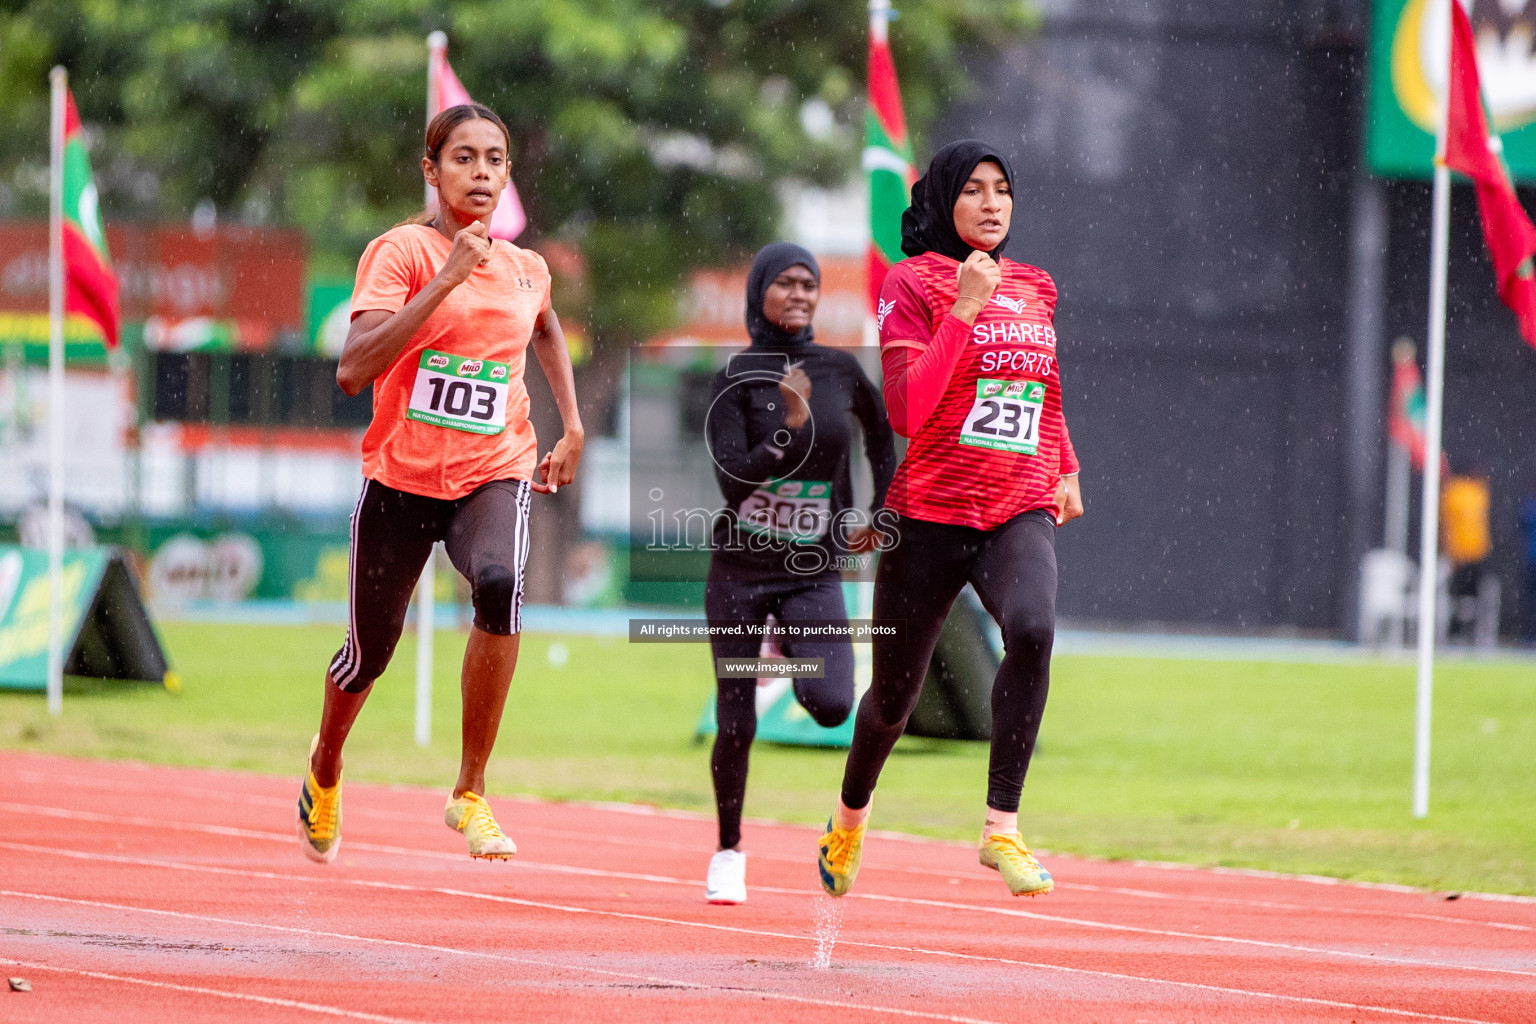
{"left": 745, "top": 242, "right": 820, "bottom": 347}
{"left": 899, "top": 140, "right": 1016, "bottom": 262}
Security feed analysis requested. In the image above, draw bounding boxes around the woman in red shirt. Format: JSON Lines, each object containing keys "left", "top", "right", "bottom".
{"left": 296, "top": 104, "right": 583, "bottom": 864}
{"left": 818, "top": 141, "right": 1084, "bottom": 898}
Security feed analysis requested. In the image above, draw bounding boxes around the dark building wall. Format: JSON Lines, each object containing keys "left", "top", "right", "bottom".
{"left": 941, "top": 0, "right": 1536, "bottom": 634}
{"left": 927, "top": 0, "right": 1536, "bottom": 636}
{"left": 1385, "top": 182, "right": 1536, "bottom": 638}
{"left": 940, "top": 0, "right": 1371, "bottom": 630}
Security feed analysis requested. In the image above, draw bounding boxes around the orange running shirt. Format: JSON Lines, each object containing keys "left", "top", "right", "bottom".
{"left": 351, "top": 224, "right": 550, "bottom": 500}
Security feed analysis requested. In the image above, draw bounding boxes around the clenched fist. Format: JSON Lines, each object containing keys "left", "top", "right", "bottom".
{"left": 439, "top": 219, "right": 492, "bottom": 288}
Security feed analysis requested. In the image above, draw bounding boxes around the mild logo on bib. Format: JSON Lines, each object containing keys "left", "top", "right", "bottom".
{"left": 959, "top": 378, "right": 1044, "bottom": 454}
{"left": 407, "top": 349, "right": 509, "bottom": 435}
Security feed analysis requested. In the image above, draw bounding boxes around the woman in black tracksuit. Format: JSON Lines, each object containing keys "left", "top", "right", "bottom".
{"left": 701, "top": 242, "right": 896, "bottom": 904}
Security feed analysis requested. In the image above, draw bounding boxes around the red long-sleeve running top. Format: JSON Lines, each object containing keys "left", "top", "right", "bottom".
{"left": 877, "top": 251, "right": 1079, "bottom": 530}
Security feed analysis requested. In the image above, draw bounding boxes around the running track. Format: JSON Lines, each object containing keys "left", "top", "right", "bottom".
{"left": 3, "top": 752, "right": 1533, "bottom": 1023}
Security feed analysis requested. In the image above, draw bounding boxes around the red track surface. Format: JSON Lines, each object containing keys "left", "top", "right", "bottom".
{"left": 3, "top": 750, "right": 1534, "bottom": 1023}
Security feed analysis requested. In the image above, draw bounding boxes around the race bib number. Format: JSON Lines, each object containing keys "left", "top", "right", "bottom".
{"left": 738, "top": 480, "right": 832, "bottom": 544}
{"left": 406, "top": 350, "right": 508, "bottom": 435}
{"left": 959, "top": 378, "right": 1044, "bottom": 454}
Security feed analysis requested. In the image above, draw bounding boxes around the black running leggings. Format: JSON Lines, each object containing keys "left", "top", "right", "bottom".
{"left": 328, "top": 478, "right": 532, "bottom": 693}
{"left": 841, "top": 509, "right": 1057, "bottom": 814}
{"left": 706, "top": 566, "right": 856, "bottom": 849}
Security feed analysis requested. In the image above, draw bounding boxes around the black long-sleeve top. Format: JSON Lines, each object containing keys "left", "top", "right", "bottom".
{"left": 707, "top": 342, "right": 897, "bottom": 577}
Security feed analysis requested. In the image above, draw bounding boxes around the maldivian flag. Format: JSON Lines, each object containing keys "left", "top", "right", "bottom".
{"left": 428, "top": 43, "right": 527, "bottom": 241}
{"left": 1444, "top": 0, "right": 1536, "bottom": 348}
{"left": 1388, "top": 352, "right": 1429, "bottom": 470}
{"left": 62, "top": 89, "right": 119, "bottom": 348}
{"left": 864, "top": 5, "right": 915, "bottom": 313}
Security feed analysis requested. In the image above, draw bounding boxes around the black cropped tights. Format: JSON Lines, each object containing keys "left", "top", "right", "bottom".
{"left": 705, "top": 567, "right": 855, "bottom": 849}
{"left": 840, "top": 509, "right": 1057, "bottom": 814}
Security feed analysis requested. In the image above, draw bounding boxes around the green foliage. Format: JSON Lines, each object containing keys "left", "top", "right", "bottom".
{"left": 0, "top": 0, "right": 1034, "bottom": 342}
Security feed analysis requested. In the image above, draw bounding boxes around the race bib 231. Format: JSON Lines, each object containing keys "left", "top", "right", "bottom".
{"left": 959, "top": 378, "right": 1044, "bottom": 454}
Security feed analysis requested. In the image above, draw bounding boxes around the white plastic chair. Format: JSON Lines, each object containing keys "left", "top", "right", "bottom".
{"left": 1358, "top": 548, "right": 1416, "bottom": 648}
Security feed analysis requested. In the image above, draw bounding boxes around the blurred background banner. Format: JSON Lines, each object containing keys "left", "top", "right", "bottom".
{"left": 650, "top": 258, "right": 868, "bottom": 350}
{"left": 1369, "top": 0, "right": 1536, "bottom": 179}
{"left": 0, "top": 222, "right": 307, "bottom": 360}
{"left": 4, "top": 1, "right": 1536, "bottom": 643}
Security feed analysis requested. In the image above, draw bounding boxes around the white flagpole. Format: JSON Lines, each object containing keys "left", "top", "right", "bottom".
{"left": 46, "top": 66, "right": 66, "bottom": 717}
{"left": 413, "top": 33, "right": 445, "bottom": 748}
{"left": 415, "top": 546, "right": 434, "bottom": 748}
{"left": 425, "top": 32, "right": 446, "bottom": 211}
{"left": 1412, "top": 3, "right": 1454, "bottom": 820}
{"left": 1384, "top": 340, "right": 1416, "bottom": 556}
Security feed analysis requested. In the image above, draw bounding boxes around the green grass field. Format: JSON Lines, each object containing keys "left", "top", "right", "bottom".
{"left": 3, "top": 622, "right": 1533, "bottom": 895}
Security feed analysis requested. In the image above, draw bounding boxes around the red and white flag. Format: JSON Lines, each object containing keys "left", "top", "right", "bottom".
{"left": 1444, "top": 0, "right": 1536, "bottom": 347}
{"left": 1388, "top": 353, "right": 1429, "bottom": 470}
{"left": 427, "top": 38, "right": 526, "bottom": 241}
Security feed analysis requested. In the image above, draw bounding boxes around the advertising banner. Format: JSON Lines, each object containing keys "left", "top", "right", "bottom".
{"left": 0, "top": 223, "right": 307, "bottom": 360}
{"left": 0, "top": 545, "right": 170, "bottom": 691}
{"left": 1369, "top": 0, "right": 1536, "bottom": 180}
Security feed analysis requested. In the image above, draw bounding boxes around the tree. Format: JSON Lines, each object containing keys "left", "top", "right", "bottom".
{"left": 0, "top": 0, "right": 1035, "bottom": 602}
{"left": 2, "top": 0, "right": 1035, "bottom": 340}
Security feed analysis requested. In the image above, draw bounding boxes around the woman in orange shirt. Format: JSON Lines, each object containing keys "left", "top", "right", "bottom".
{"left": 296, "top": 103, "right": 584, "bottom": 863}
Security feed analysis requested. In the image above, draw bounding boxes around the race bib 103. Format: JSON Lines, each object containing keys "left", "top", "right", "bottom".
{"left": 738, "top": 480, "right": 833, "bottom": 544}
{"left": 959, "top": 378, "right": 1044, "bottom": 454}
{"left": 407, "top": 349, "right": 509, "bottom": 435}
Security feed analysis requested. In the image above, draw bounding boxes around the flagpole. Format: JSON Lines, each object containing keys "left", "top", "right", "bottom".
{"left": 870, "top": 0, "right": 890, "bottom": 48}
{"left": 1412, "top": 6, "right": 1453, "bottom": 820}
{"left": 46, "top": 67, "right": 67, "bottom": 717}
{"left": 1385, "top": 443, "right": 1411, "bottom": 553}
{"left": 415, "top": 545, "right": 433, "bottom": 748}
{"left": 1384, "top": 340, "right": 1415, "bottom": 556}
{"left": 414, "top": 32, "right": 446, "bottom": 747}
{"left": 425, "top": 31, "right": 446, "bottom": 211}
{"left": 865, "top": 0, "right": 891, "bottom": 347}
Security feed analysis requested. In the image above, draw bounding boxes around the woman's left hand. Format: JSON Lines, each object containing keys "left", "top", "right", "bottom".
{"left": 1054, "top": 475, "right": 1084, "bottom": 525}
{"left": 533, "top": 431, "right": 585, "bottom": 494}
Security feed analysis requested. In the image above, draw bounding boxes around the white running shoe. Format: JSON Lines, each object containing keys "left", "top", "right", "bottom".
{"left": 706, "top": 848, "right": 748, "bottom": 904}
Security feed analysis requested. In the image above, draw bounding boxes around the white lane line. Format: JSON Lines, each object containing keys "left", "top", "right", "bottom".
{"left": 4, "top": 808, "right": 1533, "bottom": 984}
{"left": 1053, "top": 880, "right": 1534, "bottom": 933}
{"left": 1, "top": 887, "right": 1508, "bottom": 1024}
{"left": 10, "top": 840, "right": 1535, "bottom": 1024}
{"left": 13, "top": 770, "right": 1536, "bottom": 928}
{"left": 0, "top": 892, "right": 1001, "bottom": 1024}
{"left": 0, "top": 955, "right": 440, "bottom": 1023}
{"left": 0, "top": 801, "right": 282, "bottom": 841}
{"left": 492, "top": 826, "right": 1536, "bottom": 937}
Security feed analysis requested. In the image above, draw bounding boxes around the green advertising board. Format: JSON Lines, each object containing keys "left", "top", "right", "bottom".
{"left": 0, "top": 545, "right": 171, "bottom": 691}
{"left": 1369, "top": 0, "right": 1536, "bottom": 180}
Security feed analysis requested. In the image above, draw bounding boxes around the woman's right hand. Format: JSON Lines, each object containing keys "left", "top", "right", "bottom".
{"left": 779, "top": 365, "right": 812, "bottom": 430}
{"left": 953, "top": 250, "right": 1001, "bottom": 321}
{"left": 438, "top": 219, "right": 492, "bottom": 288}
